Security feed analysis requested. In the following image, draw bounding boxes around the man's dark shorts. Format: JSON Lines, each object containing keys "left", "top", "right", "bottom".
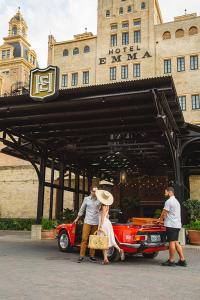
{"left": 166, "top": 227, "right": 180, "bottom": 242}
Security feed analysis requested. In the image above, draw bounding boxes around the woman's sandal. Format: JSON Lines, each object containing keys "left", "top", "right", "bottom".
{"left": 102, "top": 260, "right": 110, "bottom": 265}
{"left": 120, "top": 249, "right": 125, "bottom": 261}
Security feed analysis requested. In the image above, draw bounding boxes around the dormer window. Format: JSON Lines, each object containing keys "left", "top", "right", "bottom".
{"left": 84, "top": 46, "right": 90, "bottom": 53}
{"left": 73, "top": 48, "right": 79, "bottom": 55}
{"left": 63, "top": 49, "right": 69, "bottom": 56}
{"left": 12, "top": 26, "right": 17, "bottom": 36}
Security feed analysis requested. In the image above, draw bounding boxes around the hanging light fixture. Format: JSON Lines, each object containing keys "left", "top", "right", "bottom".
{"left": 120, "top": 169, "right": 127, "bottom": 184}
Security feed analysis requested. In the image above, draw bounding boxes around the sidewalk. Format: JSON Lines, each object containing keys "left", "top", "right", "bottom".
{"left": 0, "top": 230, "right": 31, "bottom": 241}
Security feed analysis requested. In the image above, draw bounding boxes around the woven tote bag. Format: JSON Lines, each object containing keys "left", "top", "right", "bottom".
{"left": 88, "top": 230, "right": 109, "bottom": 250}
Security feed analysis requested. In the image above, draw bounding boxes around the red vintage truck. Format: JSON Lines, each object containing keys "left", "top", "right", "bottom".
{"left": 56, "top": 217, "right": 168, "bottom": 261}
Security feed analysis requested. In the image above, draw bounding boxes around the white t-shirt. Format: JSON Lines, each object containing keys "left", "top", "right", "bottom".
{"left": 164, "top": 196, "right": 182, "bottom": 229}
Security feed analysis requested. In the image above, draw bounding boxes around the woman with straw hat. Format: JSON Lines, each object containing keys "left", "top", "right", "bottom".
{"left": 96, "top": 189, "right": 125, "bottom": 264}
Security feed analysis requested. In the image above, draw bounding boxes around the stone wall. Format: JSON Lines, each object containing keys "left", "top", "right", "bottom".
{"left": 189, "top": 175, "right": 200, "bottom": 199}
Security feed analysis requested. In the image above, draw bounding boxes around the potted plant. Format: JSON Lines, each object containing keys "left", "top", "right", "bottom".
{"left": 183, "top": 199, "right": 200, "bottom": 245}
{"left": 41, "top": 218, "right": 57, "bottom": 240}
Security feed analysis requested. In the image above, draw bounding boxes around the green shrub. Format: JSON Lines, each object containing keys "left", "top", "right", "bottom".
{"left": 41, "top": 218, "right": 57, "bottom": 230}
{"left": 183, "top": 199, "right": 200, "bottom": 222}
{"left": 0, "top": 219, "right": 35, "bottom": 231}
{"left": 184, "top": 220, "right": 200, "bottom": 231}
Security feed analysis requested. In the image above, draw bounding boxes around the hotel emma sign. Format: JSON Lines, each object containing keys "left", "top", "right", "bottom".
{"left": 99, "top": 45, "right": 152, "bottom": 65}
{"left": 30, "top": 66, "right": 59, "bottom": 101}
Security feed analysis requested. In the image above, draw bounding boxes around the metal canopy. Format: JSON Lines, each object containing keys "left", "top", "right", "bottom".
{"left": 0, "top": 76, "right": 199, "bottom": 222}
{"left": 0, "top": 77, "right": 184, "bottom": 176}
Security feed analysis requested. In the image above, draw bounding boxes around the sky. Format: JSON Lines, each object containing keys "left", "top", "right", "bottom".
{"left": 0, "top": 0, "right": 200, "bottom": 67}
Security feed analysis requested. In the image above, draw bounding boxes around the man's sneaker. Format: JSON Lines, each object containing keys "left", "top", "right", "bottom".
{"left": 89, "top": 256, "right": 97, "bottom": 262}
{"left": 77, "top": 257, "right": 84, "bottom": 263}
{"left": 162, "top": 260, "right": 176, "bottom": 267}
{"left": 175, "top": 260, "right": 187, "bottom": 267}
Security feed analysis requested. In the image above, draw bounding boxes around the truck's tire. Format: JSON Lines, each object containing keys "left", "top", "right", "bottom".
{"left": 107, "top": 247, "right": 121, "bottom": 262}
{"left": 58, "top": 230, "right": 71, "bottom": 252}
{"left": 142, "top": 252, "right": 159, "bottom": 259}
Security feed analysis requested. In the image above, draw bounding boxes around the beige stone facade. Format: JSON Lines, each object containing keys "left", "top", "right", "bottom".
{"left": 48, "top": 0, "right": 200, "bottom": 126}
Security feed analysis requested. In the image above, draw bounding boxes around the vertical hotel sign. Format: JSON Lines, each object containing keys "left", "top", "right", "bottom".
{"left": 30, "top": 66, "right": 59, "bottom": 102}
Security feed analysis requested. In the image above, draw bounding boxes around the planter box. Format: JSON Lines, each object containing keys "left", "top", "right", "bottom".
{"left": 41, "top": 229, "right": 56, "bottom": 240}
{"left": 188, "top": 230, "right": 200, "bottom": 246}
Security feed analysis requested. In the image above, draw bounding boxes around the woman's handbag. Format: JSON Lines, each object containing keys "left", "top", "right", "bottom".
{"left": 88, "top": 230, "right": 109, "bottom": 250}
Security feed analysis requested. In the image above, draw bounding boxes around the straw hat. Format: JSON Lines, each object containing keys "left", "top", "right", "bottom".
{"left": 99, "top": 180, "right": 114, "bottom": 186}
{"left": 96, "top": 189, "right": 114, "bottom": 206}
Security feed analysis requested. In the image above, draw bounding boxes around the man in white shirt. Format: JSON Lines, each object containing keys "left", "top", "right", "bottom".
{"left": 158, "top": 187, "right": 187, "bottom": 267}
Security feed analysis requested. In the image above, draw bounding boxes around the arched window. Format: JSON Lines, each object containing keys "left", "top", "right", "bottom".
{"left": 175, "top": 29, "right": 184, "bottom": 38}
{"left": 63, "top": 49, "right": 69, "bottom": 56}
{"left": 84, "top": 46, "right": 90, "bottom": 53}
{"left": 12, "top": 26, "right": 17, "bottom": 36}
{"left": 73, "top": 48, "right": 79, "bottom": 55}
{"left": 189, "top": 26, "right": 198, "bottom": 35}
{"left": 163, "top": 31, "right": 171, "bottom": 40}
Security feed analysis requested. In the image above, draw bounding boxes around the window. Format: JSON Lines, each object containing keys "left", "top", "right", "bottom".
{"left": 22, "top": 27, "right": 26, "bottom": 36}
{"left": 2, "top": 70, "right": 9, "bottom": 75}
{"left": 119, "top": 7, "right": 123, "bottom": 15}
{"left": 83, "top": 71, "right": 89, "bottom": 84}
{"left": 163, "top": 31, "right": 171, "bottom": 40}
{"left": 133, "top": 64, "right": 141, "bottom": 77}
{"left": 61, "top": 74, "right": 68, "bottom": 87}
{"left": 189, "top": 26, "right": 198, "bottom": 36}
{"left": 111, "top": 23, "right": 118, "bottom": 30}
{"left": 73, "top": 48, "right": 79, "bottom": 55}
{"left": 134, "top": 30, "right": 141, "bottom": 43}
{"left": 122, "top": 22, "right": 129, "bottom": 29}
{"left": 177, "top": 57, "right": 185, "bottom": 72}
{"left": 84, "top": 46, "right": 90, "bottom": 53}
{"left": 110, "top": 67, "right": 117, "bottom": 80}
{"left": 141, "top": 2, "right": 146, "bottom": 9}
{"left": 2, "top": 50, "right": 10, "bottom": 60}
{"left": 179, "top": 96, "right": 186, "bottom": 111}
{"left": 111, "top": 34, "right": 117, "bottom": 47}
{"left": 175, "top": 29, "right": 184, "bottom": 38}
{"left": 72, "top": 73, "right": 78, "bottom": 86}
{"left": 122, "top": 32, "right": 129, "bottom": 45}
{"left": 121, "top": 65, "right": 128, "bottom": 79}
{"left": 192, "top": 95, "right": 200, "bottom": 110}
{"left": 190, "top": 55, "right": 198, "bottom": 70}
{"left": 63, "top": 49, "right": 68, "bottom": 56}
{"left": 127, "top": 6, "right": 132, "bottom": 13}
{"left": 106, "top": 10, "right": 110, "bottom": 17}
{"left": 133, "top": 19, "right": 141, "bottom": 26}
{"left": 12, "top": 26, "right": 17, "bottom": 35}
{"left": 164, "top": 59, "right": 172, "bottom": 74}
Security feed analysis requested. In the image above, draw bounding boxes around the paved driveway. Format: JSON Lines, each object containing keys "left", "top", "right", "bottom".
{"left": 0, "top": 231, "right": 199, "bottom": 300}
